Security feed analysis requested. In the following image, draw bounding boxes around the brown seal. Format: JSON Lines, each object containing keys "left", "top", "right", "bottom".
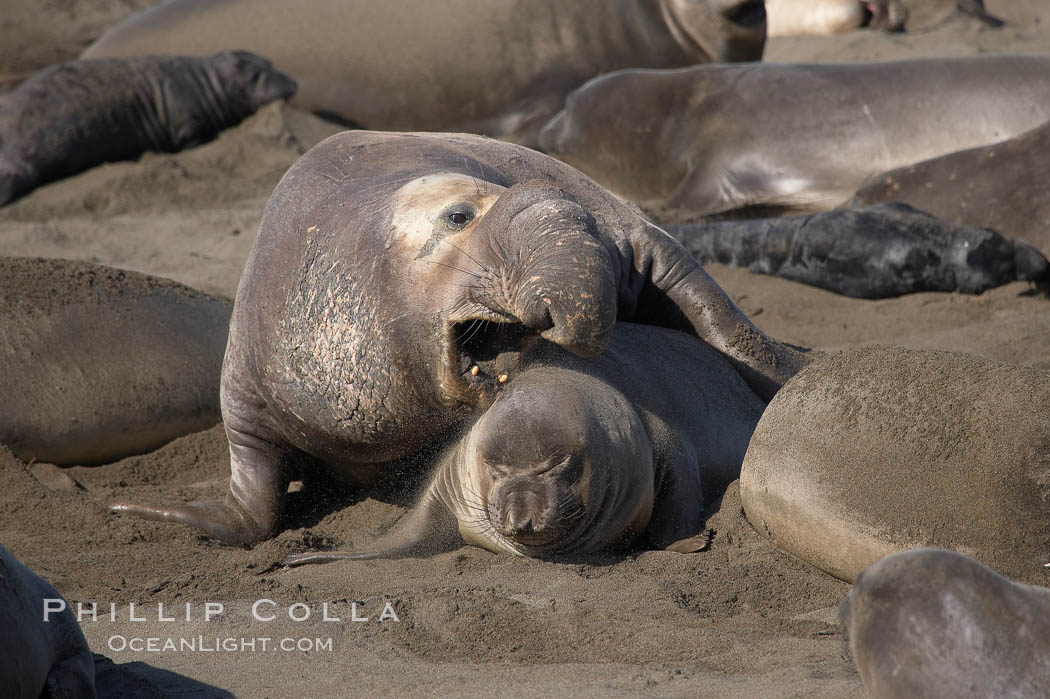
{"left": 841, "top": 548, "right": 1050, "bottom": 698}
{"left": 539, "top": 56, "right": 1050, "bottom": 220}
{"left": 740, "top": 346, "right": 1050, "bottom": 584}
{"left": 851, "top": 119, "right": 1050, "bottom": 256}
{"left": 0, "top": 257, "right": 231, "bottom": 465}
{"left": 82, "top": 0, "right": 766, "bottom": 147}
{"left": 109, "top": 130, "right": 802, "bottom": 546}
{"left": 285, "top": 323, "right": 765, "bottom": 564}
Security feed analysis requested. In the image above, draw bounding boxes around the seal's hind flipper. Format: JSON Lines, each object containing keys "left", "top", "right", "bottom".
{"left": 663, "top": 530, "right": 713, "bottom": 554}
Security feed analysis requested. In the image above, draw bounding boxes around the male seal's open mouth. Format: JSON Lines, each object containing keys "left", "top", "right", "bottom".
{"left": 440, "top": 318, "right": 537, "bottom": 405}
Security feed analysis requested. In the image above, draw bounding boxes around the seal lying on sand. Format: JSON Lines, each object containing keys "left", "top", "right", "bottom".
{"left": 109, "top": 130, "right": 802, "bottom": 546}
{"left": 841, "top": 549, "right": 1050, "bottom": 699}
{"left": 851, "top": 120, "right": 1050, "bottom": 256}
{"left": 539, "top": 55, "right": 1050, "bottom": 219}
{"left": 82, "top": 0, "right": 766, "bottom": 147}
{"left": 285, "top": 323, "right": 765, "bottom": 564}
{"left": 666, "top": 202, "right": 1049, "bottom": 298}
{"left": 765, "top": 0, "right": 906, "bottom": 36}
{"left": 0, "top": 51, "right": 296, "bottom": 206}
{"left": 0, "top": 543, "right": 95, "bottom": 699}
{"left": 740, "top": 347, "right": 1050, "bottom": 584}
{"left": 0, "top": 257, "right": 231, "bottom": 465}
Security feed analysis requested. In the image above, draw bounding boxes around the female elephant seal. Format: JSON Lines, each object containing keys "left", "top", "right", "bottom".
{"left": 110, "top": 130, "right": 803, "bottom": 546}
{"left": 0, "top": 544, "right": 95, "bottom": 698}
{"left": 851, "top": 119, "right": 1050, "bottom": 256}
{"left": 0, "top": 257, "right": 231, "bottom": 465}
{"left": 539, "top": 55, "right": 1050, "bottom": 220}
{"left": 841, "top": 549, "right": 1050, "bottom": 699}
{"left": 0, "top": 52, "right": 296, "bottom": 206}
{"left": 82, "top": 0, "right": 766, "bottom": 147}
{"left": 740, "top": 347, "right": 1050, "bottom": 584}
{"left": 285, "top": 323, "right": 765, "bottom": 564}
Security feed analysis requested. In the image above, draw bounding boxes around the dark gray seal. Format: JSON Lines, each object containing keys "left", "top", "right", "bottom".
{"left": 741, "top": 347, "right": 1050, "bottom": 584}
{"left": 285, "top": 323, "right": 765, "bottom": 564}
{"left": 82, "top": 0, "right": 767, "bottom": 147}
{"left": 0, "top": 257, "right": 231, "bottom": 465}
{"left": 851, "top": 119, "right": 1050, "bottom": 256}
{"left": 109, "top": 130, "right": 804, "bottom": 546}
{"left": 0, "top": 51, "right": 296, "bottom": 206}
{"left": 539, "top": 56, "right": 1050, "bottom": 220}
{"left": 666, "top": 202, "right": 1049, "bottom": 298}
{"left": 0, "top": 543, "right": 95, "bottom": 698}
{"left": 841, "top": 548, "right": 1050, "bottom": 699}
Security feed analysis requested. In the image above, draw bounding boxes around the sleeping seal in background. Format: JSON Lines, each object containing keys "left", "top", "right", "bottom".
{"left": 841, "top": 549, "right": 1050, "bottom": 699}
{"left": 666, "top": 202, "right": 1049, "bottom": 298}
{"left": 0, "top": 543, "right": 95, "bottom": 699}
{"left": 0, "top": 51, "right": 296, "bottom": 205}
{"left": 108, "top": 130, "right": 803, "bottom": 547}
{"left": 539, "top": 55, "right": 1050, "bottom": 220}
{"left": 285, "top": 323, "right": 766, "bottom": 565}
{"left": 0, "top": 257, "right": 231, "bottom": 465}
{"left": 82, "top": 0, "right": 767, "bottom": 147}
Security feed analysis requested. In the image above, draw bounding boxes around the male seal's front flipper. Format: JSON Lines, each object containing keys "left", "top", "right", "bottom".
{"left": 628, "top": 217, "right": 808, "bottom": 401}
{"left": 284, "top": 482, "right": 461, "bottom": 566}
{"left": 110, "top": 422, "right": 291, "bottom": 546}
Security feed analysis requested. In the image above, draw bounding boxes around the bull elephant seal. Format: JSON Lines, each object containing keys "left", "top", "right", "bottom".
{"left": 0, "top": 543, "right": 95, "bottom": 698}
{"left": 0, "top": 52, "right": 295, "bottom": 206}
{"left": 841, "top": 549, "right": 1050, "bottom": 699}
{"left": 740, "top": 347, "right": 1050, "bottom": 584}
{"left": 539, "top": 56, "right": 1050, "bottom": 220}
{"left": 766, "top": 0, "right": 906, "bottom": 36}
{"left": 851, "top": 120, "right": 1050, "bottom": 256}
{"left": 666, "top": 202, "right": 1049, "bottom": 298}
{"left": 285, "top": 323, "right": 765, "bottom": 564}
{"left": 0, "top": 257, "right": 231, "bottom": 465}
{"left": 109, "top": 130, "right": 803, "bottom": 546}
{"left": 82, "top": 0, "right": 767, "bottom": 147}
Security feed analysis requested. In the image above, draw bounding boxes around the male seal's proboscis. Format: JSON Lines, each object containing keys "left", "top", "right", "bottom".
{"left": 284, "top": 323, "right": 765, "bottom": 565}
{"left": 110, "top": 131, "right": 803, "bottom": 546}
{"left": 82, "top": 0, "right": 767, "bottom": 147}
{"left": 0, "top": 544, "right": 95, "bottom": 699}
{"left": 841, "top": 549, "right": 1050, "bottom": 699}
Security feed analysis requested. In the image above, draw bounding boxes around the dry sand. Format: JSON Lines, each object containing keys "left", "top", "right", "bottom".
{"left": 2, "top": 0, "right": 1049, "bottom": 696}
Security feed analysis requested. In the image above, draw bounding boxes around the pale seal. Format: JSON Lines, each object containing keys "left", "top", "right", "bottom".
{"left": 0, "top": 257, "right": 231, "bottom": 465}
{"left": 740, "top": 347, "right": 1050, "bottom": 584}
{"left": 82, "top": 0, "right": 767, "bottom": 147}
{"left": 109, "top": 130, "right": 803, "bottom": 546}
{"left": 766, "top": 0, "right": 906, "bottom": 36}
{"left": 539, "top": 56, "right": 1050, "bottom": 220}
{"left": 0, "top": 543, "right": 95, "bottom": 698}
{"left": 841, "top": 548, "right": 1050, "bottom": 699}
{"left": 285, "top": 323, "right": 765, "bottom": 564}
{"left": 666, "top": 202, "right": 1049, "bottom": 298}
{"left": 0, "top": 52, "right": 296, "bottom": 206}
{"left": 851, "top": 119, "right": 1050, "bottom": 256}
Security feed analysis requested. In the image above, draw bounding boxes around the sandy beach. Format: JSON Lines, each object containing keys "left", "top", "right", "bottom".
{"left": 2, "top": 0, "right": 1048, "bottom": 696}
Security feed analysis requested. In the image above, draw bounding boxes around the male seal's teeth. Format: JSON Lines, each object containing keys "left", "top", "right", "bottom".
{"left": 497, "top": 374, "right": 509, "bottom": 384}
{"left": 470, "top": 365, "right": 480, "bottom": 376}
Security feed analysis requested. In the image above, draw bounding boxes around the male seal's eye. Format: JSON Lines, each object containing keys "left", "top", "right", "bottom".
{"left": 444, "top": 204, "right": 476, "bottom": 228}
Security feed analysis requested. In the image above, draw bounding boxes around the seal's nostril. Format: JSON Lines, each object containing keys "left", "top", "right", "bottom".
{"left": 726, "top": 1, "right": 766, "bottom": 28}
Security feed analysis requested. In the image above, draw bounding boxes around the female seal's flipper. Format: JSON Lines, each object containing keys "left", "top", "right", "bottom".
{"left": 283, "top": 485, "right": 462, "bottom": 567}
